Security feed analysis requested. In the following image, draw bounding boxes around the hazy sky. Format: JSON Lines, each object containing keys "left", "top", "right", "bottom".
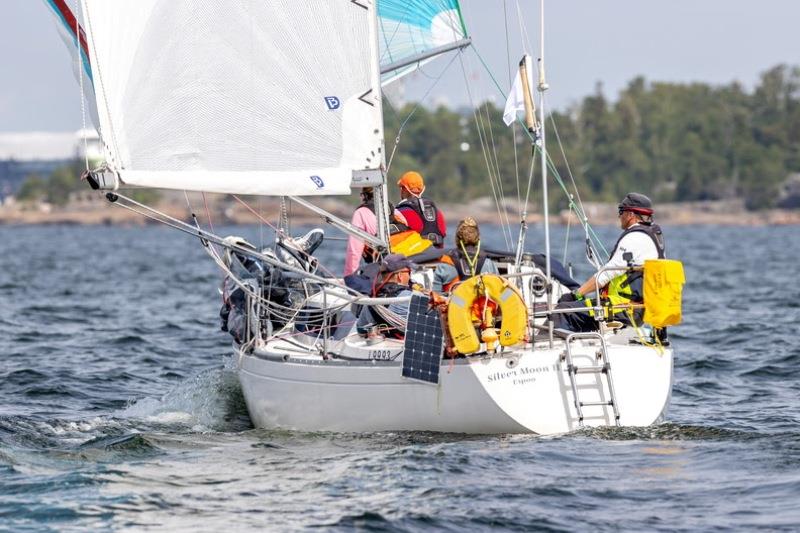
{"left": 2, "top": 0, "right": 799, "bottom": 132}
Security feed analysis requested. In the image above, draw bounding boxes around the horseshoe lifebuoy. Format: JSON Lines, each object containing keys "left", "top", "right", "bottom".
{"left": 446, "top": 274, "right": 528, "bottom": 354}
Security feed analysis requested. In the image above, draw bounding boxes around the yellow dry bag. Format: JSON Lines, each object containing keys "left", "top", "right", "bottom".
{"left": 643, "top": 259, "right": 685, "bottom": 327}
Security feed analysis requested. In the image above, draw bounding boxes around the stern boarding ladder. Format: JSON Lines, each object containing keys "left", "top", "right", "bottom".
{"left": 560, "top": 331, "right": 621, "bottom": 427}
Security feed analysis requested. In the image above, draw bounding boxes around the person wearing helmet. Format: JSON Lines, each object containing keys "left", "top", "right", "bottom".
{"left": 343, "top": 187, "right": 379, "bottom": 276}
{"left": 554, "top": 192, "right": 666, "bottom": 332}
{"left": 394, "top": 171, "right": 447, "bottom": 248}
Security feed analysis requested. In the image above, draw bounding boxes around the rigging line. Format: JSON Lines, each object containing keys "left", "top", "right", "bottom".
{"left": 481, "top": 102, "right": 514, "bottom": 241}
{"left": 74, "top": 0, "right": 89, "bottom": 171}
{"left": 470, "top": 38, "right": 546, "bottom": 200}
{"left": 231, "top": 195, "right": 342, "bottom": 280}
{"left": 516, "top": 0, "right": 534, "bottom": 57}
{"left": 107, "top": 192, "right": 361, "bottom": 296}
{"left": 470, "top": 45, "right": 543, "bottom": 230}
{"left": 545, "top": 103, "right": 605, "bottom": 264}
{"left": 205, "top": 249, "right": 269, "bottom": 312}
{"left": 182, "top": 190, "right": 192, "bottom": 212}
{"left": 382, "top": 91, "right": 403, "bottom": 124}
{"left": 81, "top": 5, "right": 121, "bottom": 171}
{"left": 269, "top": 319, "right": 356, "bottom": 344}
{"left": 503, "top": 0, "right": 522, "bottom": 218}
{"left": 481, "top": 103, "right": 505, "bottom": 202}
{"left": 251, "top": 286, "right": 333, "bottom": 318}
{"left": 541, "top": 147, "right": 609, "bottom": 259}
{"left": 260, "top": 298, "right": 351, "bottom": 324}
{"left": 562, "top": 203, "right": 572, "bottom": 265}
{"left": 470, "top": 46, "right": 540, "bottom": 150}
{"left": 460, "top": 52, "right": 511, "bottom": 249}
{"left": 512, "top": 126, "right": 522, "bottom": 221}
{"left": 181, "top": 190, "right": 207, "bottom": 241}
{"left": 384, "top": 51, "right": 460, "bottom": 173}
{"left": 517, "top": 121, "right": 602, "bottom": 258}
{"left": 465, "top": 50, "right": 612, "bottom": 271}
{"left": 202, "top": 192, "right": 215, "bottom": 234}
{"left": 214, "top": 251, "right": 345, "bottom": 327}
{"left": 233, "top": 195, "right": 282, "bottom": 234}
{"left": 259, "top": 196, "right": 264, "bottom": 250}
{"left": 466, "top": 34, "right": 612, "bottom": 260}
{"left": 109, "top": 194, "right": 232, "bottom": 268}
{"left": 278, "top": 196, "right": 288, "bottom": 236}
{"left": 143, "top": 190, "right": 228, "bottom": 276}
{"left": 377, "top": 9, "right": 400, "bottom": 65}
{"left": 522, "top": 146, "right": 537, "bottom": 223}
{"left": 470, "top": 46, "right": 508, "bottom": 100}
{"left": 546, "top": 94, "right": 587, "bottom": 217}
{"left": 456, "top": 47, "right": 513, "bottom": 247}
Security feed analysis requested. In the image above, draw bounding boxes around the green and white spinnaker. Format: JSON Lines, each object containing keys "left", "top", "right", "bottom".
{"left": 378, "top": 0, "right": 469, "bottom": 85}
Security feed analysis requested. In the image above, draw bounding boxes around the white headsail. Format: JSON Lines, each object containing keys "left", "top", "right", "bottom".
{"left": 75, "top": 0, "right": 384, "bottom": 196}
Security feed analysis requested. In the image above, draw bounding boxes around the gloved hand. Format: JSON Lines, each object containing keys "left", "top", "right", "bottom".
{"left": 558, "top": 290, "right": 583, "bottom": 304}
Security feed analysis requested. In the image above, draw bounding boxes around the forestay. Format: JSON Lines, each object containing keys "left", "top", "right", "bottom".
{"left": 78, "top": 0, "right": 384, "bottom": 196}
{"left": 378, "top": 0, "right": 468, "bottom": 85}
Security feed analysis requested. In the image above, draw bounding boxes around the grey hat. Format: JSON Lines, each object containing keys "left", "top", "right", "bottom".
{"left": 380, "top": 253, "right": 416, "bottom": 273}
{"left": 618, "top": 192, "right": 654, "bottom": 215}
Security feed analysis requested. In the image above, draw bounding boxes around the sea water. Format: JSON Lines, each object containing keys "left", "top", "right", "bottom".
{"left": 1, "top": 223, "right": 799, "bottom": 531}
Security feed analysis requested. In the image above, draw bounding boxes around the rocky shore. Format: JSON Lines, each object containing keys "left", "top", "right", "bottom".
{"left": 1, "top": 195, "right": 799, "bottom": 227}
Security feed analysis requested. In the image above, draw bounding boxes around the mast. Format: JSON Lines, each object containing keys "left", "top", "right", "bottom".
{"left": 538, "top": 0, "right": 553, "bottom": 344}
{"left": 370, "top": 0, "right": 392, "bottom": 249}
{"left": 514, "top": 55, "right": 537, "bottom": 267}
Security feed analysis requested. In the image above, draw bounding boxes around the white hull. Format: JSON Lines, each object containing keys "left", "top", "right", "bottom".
{"left": 235, "top": 333, "right": 673, "bottom": 435}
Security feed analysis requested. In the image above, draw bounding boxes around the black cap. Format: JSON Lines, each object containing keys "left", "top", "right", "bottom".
{"left": 618, "top": 192, "right": 654, "bottom": 215}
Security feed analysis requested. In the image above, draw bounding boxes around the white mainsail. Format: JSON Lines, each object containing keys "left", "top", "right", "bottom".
{"left": 78, "top": 0, "right": 384, "bottom": 196}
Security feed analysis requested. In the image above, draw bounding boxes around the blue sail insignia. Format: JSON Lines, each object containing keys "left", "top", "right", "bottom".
{"left": 324, "top": 96, "right": 341, "bottom": 110}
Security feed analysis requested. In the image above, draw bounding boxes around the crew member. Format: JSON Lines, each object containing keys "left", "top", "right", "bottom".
{"left": 554, "top": 192, "right": 666, "bottom": 332}
{"left": 395, "top": 171, "right": 447, "bottom": 248}
{"left": 448, "top": 217, "right": 498, "bottom": 278}
{"left": 431, "top": 218, "right": 498, "bottom": 292}
{"left": 343, "top": 187, "right": 378, "bottom": 276}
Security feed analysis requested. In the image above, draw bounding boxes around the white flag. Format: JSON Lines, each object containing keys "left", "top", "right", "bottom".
{"left": 503, "top": 55, "right": 535, "bottom": 126}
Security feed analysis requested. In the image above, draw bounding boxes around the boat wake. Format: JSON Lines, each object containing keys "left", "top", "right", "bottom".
{"left": 120, "top": 359, "right": 251, "bottom": 433}
{"left": 0, "top": 361, "right": 250, "bottom": 463}
{"left": 574, "top": 422, "right": 764, "bottom": 441}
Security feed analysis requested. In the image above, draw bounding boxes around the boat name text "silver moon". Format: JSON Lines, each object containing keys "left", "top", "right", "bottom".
{"left": 486, "top": 363, "right": 560, "bottom": 383}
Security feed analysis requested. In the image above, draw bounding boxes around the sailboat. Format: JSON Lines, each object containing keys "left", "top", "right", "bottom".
{"left": 47, "top": 0, "right": 681, "bottom": 435}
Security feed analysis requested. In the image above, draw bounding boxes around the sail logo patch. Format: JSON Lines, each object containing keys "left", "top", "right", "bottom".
{"left": 324, "top": 96, "right": 341, "bottom": 110}
{"left": 309, "top": 175, "right": 325, "bottom": 189}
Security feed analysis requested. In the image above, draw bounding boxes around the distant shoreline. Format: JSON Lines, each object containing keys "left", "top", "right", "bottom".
{"left": 1, "top": 197, "right": 799, "bottom": 227}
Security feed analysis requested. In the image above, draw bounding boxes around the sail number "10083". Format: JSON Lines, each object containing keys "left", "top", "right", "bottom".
{"left": 369, "top": 350, "right": 398, "bottom": 361}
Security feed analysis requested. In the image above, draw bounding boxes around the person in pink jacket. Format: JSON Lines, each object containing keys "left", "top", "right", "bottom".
{"left": 343, "top": 187, "right": 378, "bottom": 276}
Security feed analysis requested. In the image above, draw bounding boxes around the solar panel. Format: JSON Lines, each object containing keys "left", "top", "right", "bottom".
{"left": 402, "top": 293, "right": 443, "bottom": 384}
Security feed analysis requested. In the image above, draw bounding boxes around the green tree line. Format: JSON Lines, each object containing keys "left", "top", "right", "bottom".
{"left": 385, "top": 64, "right": 800, "bottom": 210}
{"left": 17, "top": 160, "right": 88, "bottom": 206}
{"left": 17, "top": 160, "right": 159, "bottom": 206}
{"left": 17, "top": 64, "right": 798, "bottom": 211}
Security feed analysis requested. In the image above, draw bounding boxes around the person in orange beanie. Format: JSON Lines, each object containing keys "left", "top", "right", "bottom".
{"left": 394, "top": 171, "right": 446, "bottom": 248}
